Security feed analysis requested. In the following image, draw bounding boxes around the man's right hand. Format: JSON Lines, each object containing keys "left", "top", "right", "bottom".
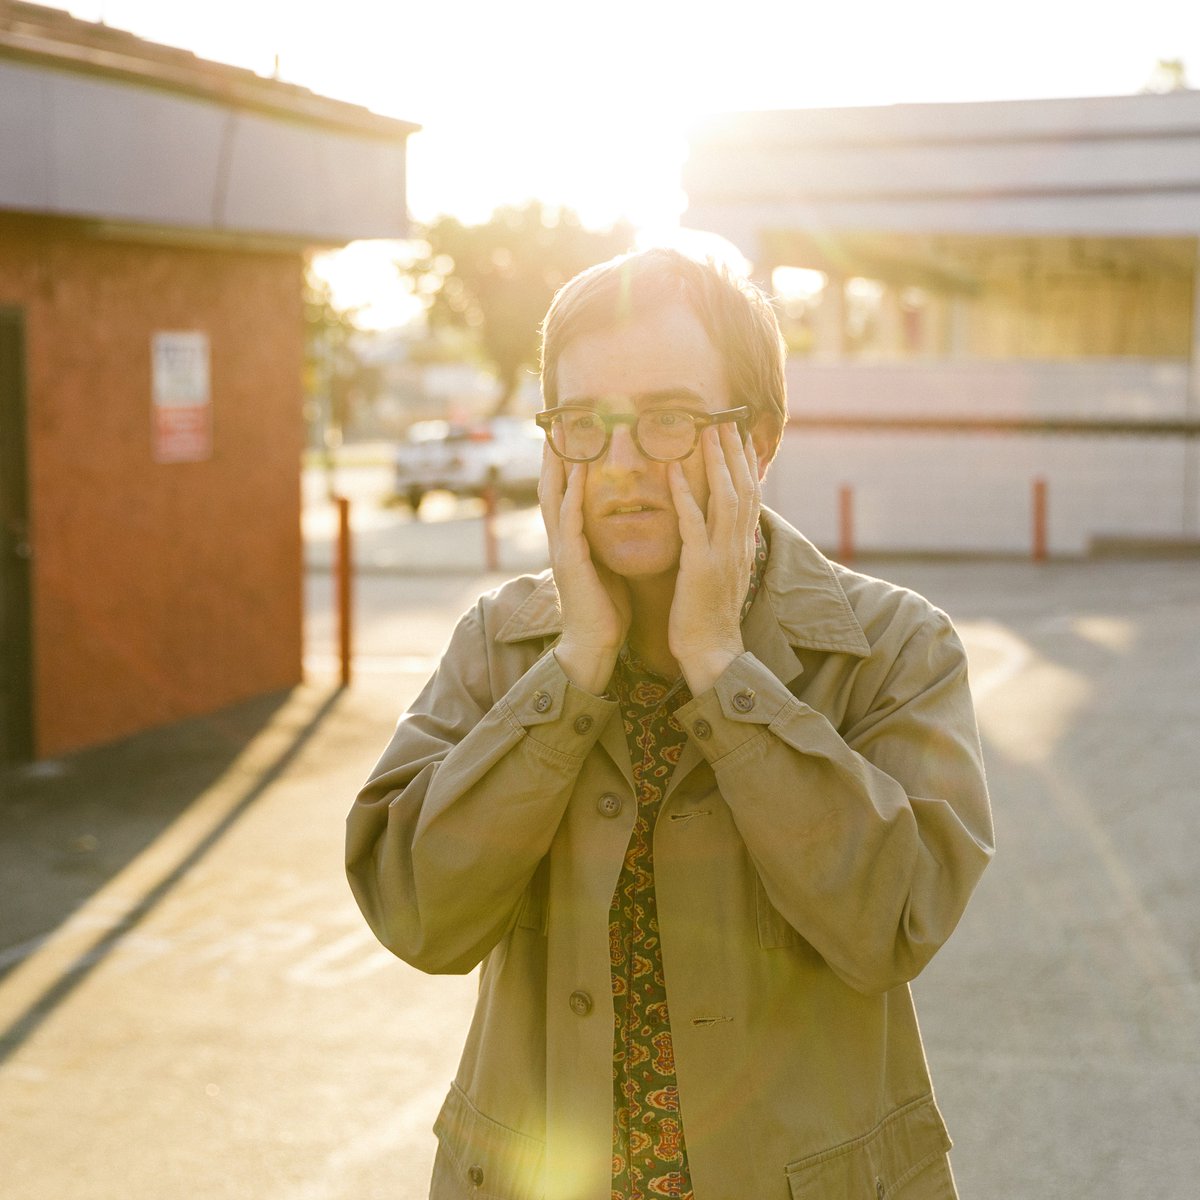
{"left": 539, "top": 448, "right": 630, "bottom": 695}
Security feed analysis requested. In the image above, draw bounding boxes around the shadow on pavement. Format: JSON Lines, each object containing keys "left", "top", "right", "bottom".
{"left": 0, "top": 686, "right": 344, "bottom": 1063}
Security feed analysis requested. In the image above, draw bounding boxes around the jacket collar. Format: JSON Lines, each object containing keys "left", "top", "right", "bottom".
{"left": 493, "top": 507, "right": 871, "bottom": 679}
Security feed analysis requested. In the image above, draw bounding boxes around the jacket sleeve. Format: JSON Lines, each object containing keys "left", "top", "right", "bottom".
{"left": 345, "top": 602, "right": 617, "bottom": 974}
{"left": 674, "top": 605, "right": 993, "bottom": 995}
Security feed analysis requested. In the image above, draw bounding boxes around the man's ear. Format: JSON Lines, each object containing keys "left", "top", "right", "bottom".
{"left": 751, "top": 428, "right": 774, "bottom": 483}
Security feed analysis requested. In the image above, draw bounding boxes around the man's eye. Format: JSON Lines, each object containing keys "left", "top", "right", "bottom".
{"left": 649, "top": 411, "right": 687, "bottom": 428}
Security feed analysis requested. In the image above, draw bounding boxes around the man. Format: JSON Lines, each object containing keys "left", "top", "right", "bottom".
{"left": 346, "top": 248, "right": 993, "bottom": 1199}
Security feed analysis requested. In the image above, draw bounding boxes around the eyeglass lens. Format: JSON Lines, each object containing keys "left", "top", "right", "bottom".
{"left": 550, "top": 409, "right": 700, "bottom": 462}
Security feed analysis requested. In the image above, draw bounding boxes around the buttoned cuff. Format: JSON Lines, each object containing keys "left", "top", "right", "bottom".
{"left": 501, "top": 649, "right": 617, "bottom": 756}
{"left": 675, "top": 652, "right": 798, "bottom": 761}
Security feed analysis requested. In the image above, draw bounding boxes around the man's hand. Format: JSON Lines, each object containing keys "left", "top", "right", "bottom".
{"left": 540, "top": 447, "right": 631, "bottom": 695}
{"left": 667, "top": 422, "right": 761, "bottom": 695}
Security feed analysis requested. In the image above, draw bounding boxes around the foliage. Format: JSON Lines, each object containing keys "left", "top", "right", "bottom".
{"left": 1142, "top": 58, "right": 1190, "bottom": 93}
{"left": 400, "top": 201, "right": 634, "bottom": 414}
{"left": 303, "top": 264, "right": 367, "bottom": 448}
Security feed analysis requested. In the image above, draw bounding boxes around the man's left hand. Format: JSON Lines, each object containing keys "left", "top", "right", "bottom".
{"left": 667, "top": 421, "right": 761, "bottom": 694}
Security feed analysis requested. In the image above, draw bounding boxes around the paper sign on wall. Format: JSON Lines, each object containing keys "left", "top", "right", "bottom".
{"left": 152, "top": 332, "right": 211, "bottom": 463}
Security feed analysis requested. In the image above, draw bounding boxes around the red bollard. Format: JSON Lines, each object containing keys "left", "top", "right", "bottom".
{"left": 1032, "top": 478, "right": 1048, "bottom": 563}
{"left": 335, "top": 495, "right": 352, "bottom": 686}
{"left": 838, "top": 485, "right": 855, "bottom": 563}
{"left": 483, "top": 484, "right": 500, "bottom": 572}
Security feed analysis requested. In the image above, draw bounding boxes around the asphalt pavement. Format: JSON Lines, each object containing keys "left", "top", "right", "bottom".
{"left": 1, "top": 471, "right": 1198, "bottom": 1199}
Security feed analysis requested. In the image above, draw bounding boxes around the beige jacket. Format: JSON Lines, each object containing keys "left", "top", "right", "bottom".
{"left": 346, "top": 509, "right": 993, "bottom": 1200}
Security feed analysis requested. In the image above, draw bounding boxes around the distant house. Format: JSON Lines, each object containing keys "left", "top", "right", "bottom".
{"left": 685, "top": 92, "right": 1200, "bottom": 556}
{"left": 0, "top": 2, "right": 418, "bottom": 764}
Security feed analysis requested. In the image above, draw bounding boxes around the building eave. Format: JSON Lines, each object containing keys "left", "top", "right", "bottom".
{"left": 0, "top": 2, "right": 419, "bottom": 140}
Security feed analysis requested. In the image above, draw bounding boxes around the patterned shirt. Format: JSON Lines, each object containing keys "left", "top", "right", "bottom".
{"left": 608, "top": 527, "right": 769, "bottom": 1200}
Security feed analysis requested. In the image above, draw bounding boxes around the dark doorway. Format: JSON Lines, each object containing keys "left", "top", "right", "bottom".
{"left": 1, "top": 307, "right": 34, "bottom": 767}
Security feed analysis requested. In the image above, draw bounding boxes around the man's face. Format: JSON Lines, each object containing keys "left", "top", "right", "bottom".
{"left": 553, "top": 301, "right": 766, "bottom": 582}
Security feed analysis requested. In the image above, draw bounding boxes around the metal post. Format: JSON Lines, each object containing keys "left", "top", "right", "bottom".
{"left": 1184, "top": 239, "right": 1200, "bottom": 539}
{"left": 838, "top": 485, "right": 855, "bottom": 562}
{"left": 335, "top": 495, "right": 352, "bottom": 686}
{"left": 1032, "top": 478, "right": 1048, "bottom": 563}
{"left": 483, "top": 484, "right": 500, "bottom": 572}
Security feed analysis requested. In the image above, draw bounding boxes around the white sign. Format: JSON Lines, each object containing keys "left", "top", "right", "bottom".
{"left": 152, "top": 332, "right": 211, "bottom": 462}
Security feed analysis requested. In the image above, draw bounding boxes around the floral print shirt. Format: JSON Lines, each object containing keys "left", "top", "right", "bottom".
{"left": 608, "top": 526, "right": 769, "bottom": 1200}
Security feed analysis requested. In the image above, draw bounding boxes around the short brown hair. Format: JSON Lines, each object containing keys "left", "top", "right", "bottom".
{"left": 539, "top": 247, "right": 788, "bottom": 462}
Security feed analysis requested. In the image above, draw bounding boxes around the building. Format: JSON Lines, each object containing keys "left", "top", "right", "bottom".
{"left": 0, "top": 2, "right": 417, "bottom": 765}
{"left": 685, "top": 92, "right": 1200, "bottom": 556}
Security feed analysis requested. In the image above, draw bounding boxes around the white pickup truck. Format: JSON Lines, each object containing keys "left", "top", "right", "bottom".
{"left": 393, "top": 416, "right": 544, "bottom": 512}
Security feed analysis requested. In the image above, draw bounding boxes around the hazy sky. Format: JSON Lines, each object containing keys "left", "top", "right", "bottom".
{"left": 58, "top": 1, "right": 1200, "bottom": 321}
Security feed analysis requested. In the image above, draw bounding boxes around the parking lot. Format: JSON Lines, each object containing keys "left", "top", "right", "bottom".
{"left": 1, "top": 479, "right": 1197, "bottom": 1199}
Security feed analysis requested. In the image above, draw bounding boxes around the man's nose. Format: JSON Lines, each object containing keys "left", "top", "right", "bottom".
{"left": 602, "top": 421, "right": 644, "bottom": 471}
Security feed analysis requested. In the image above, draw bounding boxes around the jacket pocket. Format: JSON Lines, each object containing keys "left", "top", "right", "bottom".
{"left": 784, "top": 1095, "right": 955, "bottom": 1200}
{"left": 432, "top": 1081, "right": 544, "bottom": 1199}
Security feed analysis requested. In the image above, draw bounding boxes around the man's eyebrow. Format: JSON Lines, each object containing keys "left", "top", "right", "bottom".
{"left": 635, "top": 388, "right": 707, "bottom": 408}
{"left": 558, "top": 388, "right": 707, "bottom": 409}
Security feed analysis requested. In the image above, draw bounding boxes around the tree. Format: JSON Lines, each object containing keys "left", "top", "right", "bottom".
{"left": 302, "top": 263, "right": 383, "bottom": 495}
{"left": 400, "top": 201, "right": 634, "bottom": 415}
{"left": 1142, "top": 58, "right": 1190, "bottom": 93}
{"left": 303, "top": 265, "right": 361, "bottom": 448}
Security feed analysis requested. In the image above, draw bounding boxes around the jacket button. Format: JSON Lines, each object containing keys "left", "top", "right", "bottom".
{"left": 731, "top": 688, "right": 756, "bottom": 712}
{"left": 692, "top": 719, "right": 712, "bottom": 740}
{"left": 573, "top": 714, "right": 594, "bottom": 733}
{"left": 597, "top": 792, "right": 622, "bottom": 818}
{"left": 468, "top": 1163, "right": 484, "bottom": 1187}
{"left": 568, "top": 989, "right": 593, "bottom": 1016}
{"left": 533, "top": 691, "right": 552, "bottom": 713}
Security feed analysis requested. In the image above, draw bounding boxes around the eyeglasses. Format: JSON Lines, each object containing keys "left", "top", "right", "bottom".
{"left": 535, "top": 405, "right": 751, "bottom": 464}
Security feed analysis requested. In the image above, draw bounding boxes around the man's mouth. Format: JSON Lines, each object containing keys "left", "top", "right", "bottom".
{"left": 601, "top": 496, "right": 667, "bottom": 516}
